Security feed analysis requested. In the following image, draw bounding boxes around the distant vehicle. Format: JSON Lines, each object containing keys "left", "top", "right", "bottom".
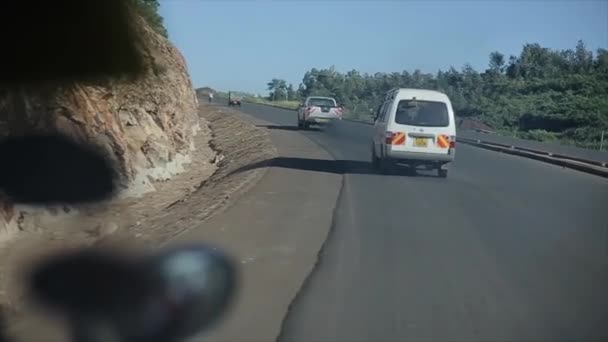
{"left": 371, "top": 88, "right": 456, "bottom": 178}
{"left": 297, "top": 96, "right": 343, "bottom": 129}
{"left": 228, "top": 92, "right": 242, "bottom": 106}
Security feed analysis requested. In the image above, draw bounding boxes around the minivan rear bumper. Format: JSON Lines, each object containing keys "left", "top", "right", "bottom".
{"left": 387, "top": 149, "right": 455, "bottom": 163}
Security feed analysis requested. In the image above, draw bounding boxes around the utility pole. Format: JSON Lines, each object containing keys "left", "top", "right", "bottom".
{"left": 600, "top": 129, "right": 605, "bottom": 151}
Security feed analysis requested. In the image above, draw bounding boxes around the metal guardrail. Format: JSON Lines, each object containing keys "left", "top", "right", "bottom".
{"left": 458, "top": 130, "right": 608, "bottom": 164}
{"left": 457, "top": 137, "right": 608, "bottom": 178}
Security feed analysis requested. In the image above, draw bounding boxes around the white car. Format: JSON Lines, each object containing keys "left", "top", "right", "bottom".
{"left": 297, "top": 96, "right": 343, "bottom": 129}
{"left": 371, "top": 88, "right": 456, "bottom": 178}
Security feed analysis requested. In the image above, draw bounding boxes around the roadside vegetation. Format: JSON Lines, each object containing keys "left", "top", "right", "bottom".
{"left": 133, "top": 0, "right": 168, "bottom": 37}
{"left": 245, "top": 97, "right": 300, "bottom": 110}
{"left": 264, "top": 41, "right": 608, "bottom": 149}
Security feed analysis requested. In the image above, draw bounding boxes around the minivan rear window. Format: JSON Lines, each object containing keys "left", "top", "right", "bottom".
{"left": 394, "top": 100, "right": 450, "bottom": 127}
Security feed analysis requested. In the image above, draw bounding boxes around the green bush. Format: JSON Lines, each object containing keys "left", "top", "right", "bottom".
{"left": 133, "top": 0, "right": 168, "bottom": 38}
{"left": 518, "top": 129, "right": 560, "bottom": 142}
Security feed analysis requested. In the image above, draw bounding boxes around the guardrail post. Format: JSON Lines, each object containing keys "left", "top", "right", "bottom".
{"left": 600, "top": 130, "right": 605, "bottom": 151}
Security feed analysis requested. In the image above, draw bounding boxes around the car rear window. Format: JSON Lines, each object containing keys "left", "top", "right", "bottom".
{"left": 308, "top": 98, "right": 336, "bottom": 107}
{"left": 394, "top": 100, "right": 450, "bottom": 127}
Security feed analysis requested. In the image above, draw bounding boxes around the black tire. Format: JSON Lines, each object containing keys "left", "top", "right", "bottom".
{"left": 371, "top": 147, "right": 380, "bottom": 169}
{"left": 303, "top": 121, "right": 310, "bottom": 130}
{"left": 297, "top": 120, "right": 303, "bottom": 129}
{"left": 438, "top": 168, "right": 448, "bottom": 178}
{"left": 379, "top": 157, "right": 391, "bottom": 174}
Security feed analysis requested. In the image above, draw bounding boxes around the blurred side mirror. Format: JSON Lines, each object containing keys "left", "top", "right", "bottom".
{"left": 0, "top": 134, "right": 118, "bottom": 204}
{"left": 28, "top": 244, "right": 238, "bottom": 342}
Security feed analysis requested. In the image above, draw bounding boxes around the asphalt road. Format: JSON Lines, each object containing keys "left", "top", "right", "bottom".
{"left": 235, "top": 102, "right": 608, "bottom": 342}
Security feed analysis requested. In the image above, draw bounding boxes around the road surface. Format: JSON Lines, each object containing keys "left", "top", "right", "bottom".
{"left": 237, "top": 102, "right": 608, "bottom": 342}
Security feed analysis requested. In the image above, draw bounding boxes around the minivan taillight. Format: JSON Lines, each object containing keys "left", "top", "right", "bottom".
{"left": 450, "top": 135, "right": 456, "bottom": 148}
{"left": 385, "top": 132, "right": 406, "bottom": 145}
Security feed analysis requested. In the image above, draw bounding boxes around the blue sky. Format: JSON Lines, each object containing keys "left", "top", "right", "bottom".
{"left": 160, "top": 0, "right": 608, "bottom": 94}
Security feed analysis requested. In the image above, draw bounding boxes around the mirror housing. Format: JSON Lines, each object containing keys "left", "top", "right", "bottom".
{"left": 0, "top": 133, "right": 118, "bottom": 204}
{"left": 28, "top": 244, "right": 238, "bottom": 342}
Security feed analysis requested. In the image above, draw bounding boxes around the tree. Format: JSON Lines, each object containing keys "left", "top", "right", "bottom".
{"left": 488, "top": 51, "right": 506, "bottom": 75}
{"left": 595, "top": 48, "right": 608, "bottom": 73}
{"left": 286, "top": 83, "right": 297, "bottom": 101}
{"left": 267, "top": 78, "right": 288, "bottom": 101}
{"left": 574, "top": 40, "right": 593, "bottom": 73}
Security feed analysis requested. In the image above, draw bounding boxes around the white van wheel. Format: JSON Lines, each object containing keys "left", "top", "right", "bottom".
{"left": 379, "top": 158, "right": 391, "bottom": 174}
{"left": 371, "top": 147, "right": 380, "bottom": 169}
{"left": 438, "top": 169, "right": 448, "bottom": 178}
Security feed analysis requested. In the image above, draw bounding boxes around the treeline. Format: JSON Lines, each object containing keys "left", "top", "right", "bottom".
{"left": 267, "top": 41, "right": 608, "bottom": 147}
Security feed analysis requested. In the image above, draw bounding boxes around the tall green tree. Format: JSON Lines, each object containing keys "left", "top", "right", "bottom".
{"left": 488, "top": 51, "right": 506, "bottom": 75}
{"left": 286, "top": 83, "right": 297, "bottom": 101}
{"left": 267, "top": 78, "right": 288, "bottom": 101}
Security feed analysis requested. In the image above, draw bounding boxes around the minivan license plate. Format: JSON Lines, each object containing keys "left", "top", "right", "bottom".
{"left": 414, "top": 137, "right": 428, "bottom": 147}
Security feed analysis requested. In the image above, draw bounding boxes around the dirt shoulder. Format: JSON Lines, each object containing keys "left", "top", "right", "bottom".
{"left": 126, "top": 103, "right": 277, "bottom": 244}
{"left": 174, "top": 112, "right": 343, "bottom": 342}
{"left": 1, "top": 102, "right": 277, "bottom": 342}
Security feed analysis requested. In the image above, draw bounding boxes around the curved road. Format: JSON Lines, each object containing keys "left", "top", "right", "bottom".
{"left": 237, "top": 102, "right": 608, "bottom": 342}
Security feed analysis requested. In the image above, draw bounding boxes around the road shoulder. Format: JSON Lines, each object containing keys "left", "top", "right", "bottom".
{"left": 173, "top": 110, "right": 342, "bottom": 342}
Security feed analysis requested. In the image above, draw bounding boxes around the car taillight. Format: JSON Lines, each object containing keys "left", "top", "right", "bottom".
{"left": 450, "top": 135, "right": 456, "bottom": 148}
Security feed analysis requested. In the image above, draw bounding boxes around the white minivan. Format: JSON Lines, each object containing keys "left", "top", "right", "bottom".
{"left": 371, "top": 88, "right": 456, "bottom": 177}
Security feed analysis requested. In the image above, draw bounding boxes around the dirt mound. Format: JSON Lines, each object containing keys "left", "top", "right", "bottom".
{"left": 0, "top": 16, "right": 212, "bottom": 240}
{"left": 0, "top": 102, "right": 276, "bottom": 341}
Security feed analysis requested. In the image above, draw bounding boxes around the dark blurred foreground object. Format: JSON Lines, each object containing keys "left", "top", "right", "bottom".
{"left": 29, "top": 244, "right": 238, "bottom": 342}
{"left": 0, "top": 1, "right": 238, "bottom": 342}
{"left": 0, "top": 134, "right": 118, "bottom": 204}
{"left": 0, "top": 0, "right": 145, "bottom": 85}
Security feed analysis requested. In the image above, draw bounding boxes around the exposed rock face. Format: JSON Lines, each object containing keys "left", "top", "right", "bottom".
{"left": 0, "top": 18, "right": 210, "bottom": 236}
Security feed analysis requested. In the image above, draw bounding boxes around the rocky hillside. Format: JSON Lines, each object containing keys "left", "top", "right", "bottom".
{"left": 0, "top": 16, "right": 211, "bottom": 236}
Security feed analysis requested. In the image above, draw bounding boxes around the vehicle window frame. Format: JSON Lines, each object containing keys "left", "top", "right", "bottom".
{"left": 393, "top": 99, "right": 450, "bottom": 127}
{"left": 374, "top": 103, "right": 384, "bottom": 123}
{"left": 379, "top": 101, "right": 390, "bottom": 123}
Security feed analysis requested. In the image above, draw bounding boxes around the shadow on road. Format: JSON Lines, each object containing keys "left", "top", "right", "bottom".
{"left": 231, "top": 157, "right": 439, "bottom": 178}
{"left": 255, "top": 124, "right": 322, "bottom": 132}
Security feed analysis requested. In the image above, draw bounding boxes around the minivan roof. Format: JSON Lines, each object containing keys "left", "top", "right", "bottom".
{"left": 386, "top": 88, "right": 450, "bottom": 103}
